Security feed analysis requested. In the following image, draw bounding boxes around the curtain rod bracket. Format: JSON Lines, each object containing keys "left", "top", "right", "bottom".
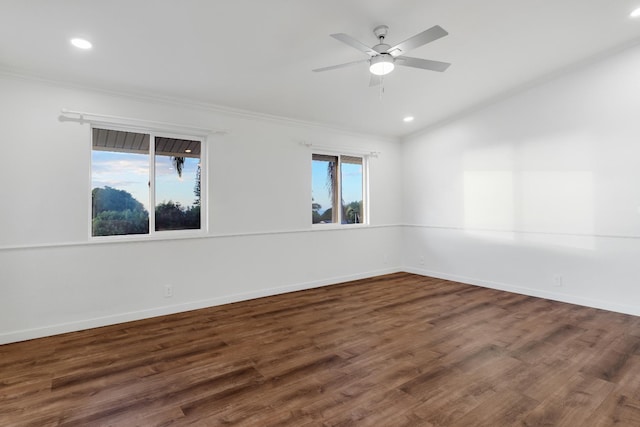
{"left": 298, "top": 140, "right": 381, "bottom": 157}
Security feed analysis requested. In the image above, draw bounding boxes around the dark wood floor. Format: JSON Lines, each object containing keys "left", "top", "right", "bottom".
{"left": 2, "top": 273, "right": 640, "bottom": 426}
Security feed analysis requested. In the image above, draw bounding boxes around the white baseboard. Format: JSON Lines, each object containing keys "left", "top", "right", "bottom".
{"left": 404, "top": 266, "right": 640, "bottom": 317}
{"left": 0, "top": 267, "right": 401, "bottom": 345}
{"left": 6, "top": 265, "right": 637, "bottom": 345}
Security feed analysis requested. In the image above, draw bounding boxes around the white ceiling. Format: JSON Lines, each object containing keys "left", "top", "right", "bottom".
{"left": 2, "top": 0, "right": 640, "bottom": 138}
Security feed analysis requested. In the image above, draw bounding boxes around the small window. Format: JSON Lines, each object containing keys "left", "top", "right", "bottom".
{"left": 91, "top": 127, "right": 204, "bottom": 237}
{"left": 312, "top": 153, "right": 366, "bottom": 225}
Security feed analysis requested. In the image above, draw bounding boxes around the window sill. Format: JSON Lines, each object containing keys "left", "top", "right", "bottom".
{"left": 89, "top": 229, "right": 207, "bottom": 243}
{"left": 311, "top": 223, "right": 370, "bottom": 231}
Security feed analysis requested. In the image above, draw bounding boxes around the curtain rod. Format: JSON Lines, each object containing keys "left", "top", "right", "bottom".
{"left": 60, "top": 109, "right": 229, "bottom": 136}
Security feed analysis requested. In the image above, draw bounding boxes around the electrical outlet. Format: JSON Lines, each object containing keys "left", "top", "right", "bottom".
{"left": 164, "top": 284, "right": 173, "bottom": 298}
{"left": 419, "top": 255, "right": 425, "bottom": 265}
{"left": 552, "top": 275, "right": 563, "bottom": 287}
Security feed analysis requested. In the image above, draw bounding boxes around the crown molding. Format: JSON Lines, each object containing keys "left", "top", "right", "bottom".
{"left": 0, "top": 67, "right": 398, "bottom": 144}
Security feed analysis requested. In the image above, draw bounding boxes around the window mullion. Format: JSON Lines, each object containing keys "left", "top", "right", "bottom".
{"left": 363, "top": 157, "right": 369, "bottom": 224}
{"left": 199, "top": 140, "right": 205, "bottom": 231}
{"left": 149, "top": 132, "right": 156, "bottom": 234}
{"left": 331, "top": 157, "right": 338, "bottom": 223}
{"left": 336, "top": 156, "right": 342, "bottom": 224}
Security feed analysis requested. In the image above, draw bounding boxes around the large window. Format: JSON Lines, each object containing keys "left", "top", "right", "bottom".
{"left": 91, "top": 127, "right": 204, "bottom": 237}
{"left": 312, "top": 153, "right": 366, "bottom": 225}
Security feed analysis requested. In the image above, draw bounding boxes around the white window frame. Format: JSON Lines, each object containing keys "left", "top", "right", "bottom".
{"left": 311, "top": 151, "right": 369, "bottom": 227}
{"left": 90, "top": 123, "right": 208, "bottom": 240}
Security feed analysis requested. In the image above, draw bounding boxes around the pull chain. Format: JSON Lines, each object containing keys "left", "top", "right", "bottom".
{"left": 378, "top": 33, "right": 386, "bottom": 99}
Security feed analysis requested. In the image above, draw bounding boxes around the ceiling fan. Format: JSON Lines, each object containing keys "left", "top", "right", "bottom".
{"left": 313, "top": 24, "right": 451, "bottom": 85}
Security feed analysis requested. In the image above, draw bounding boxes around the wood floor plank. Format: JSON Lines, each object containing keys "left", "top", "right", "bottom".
{"left": 591, "top": 392, "right": 640, "bottom": 427}
{"left": 521, "top": 373, "right": 614, "bottom": 426}
{"left": 1, "top": 272, "right": 639, "bottom": 426}
{"left": 455, "top": 388, "right": 539, "bottom": 427}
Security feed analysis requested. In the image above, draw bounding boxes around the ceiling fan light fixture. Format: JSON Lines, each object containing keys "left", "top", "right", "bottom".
{"left": 369, "top": 54, "right": 395, "bottom": 76}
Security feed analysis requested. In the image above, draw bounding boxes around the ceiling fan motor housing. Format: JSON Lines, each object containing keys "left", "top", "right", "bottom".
{"left": 373, "top": 44, "right": 391, "bottom": 54}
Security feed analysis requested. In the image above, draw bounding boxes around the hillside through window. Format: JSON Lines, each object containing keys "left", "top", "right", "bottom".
{"left": 91, "top": 127, "right": 204, "bottom": 237}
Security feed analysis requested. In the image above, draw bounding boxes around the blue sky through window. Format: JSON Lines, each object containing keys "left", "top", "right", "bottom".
{"left": 92, "top": 151, "right": 200, "bottom": 211}
{"left": 341, "top": 162, "right": 363, "bottom": 207}
{"left": 155, "top": 155, "right": 200, "bottom": 208}
{"left": 312, "top": 159, "right": 332, "bottom": 214}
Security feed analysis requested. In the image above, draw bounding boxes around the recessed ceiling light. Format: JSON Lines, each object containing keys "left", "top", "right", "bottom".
{"left": 70, "top": 38, "right": 92, "bottom": 49}
{"left": 403, "top": 116, "right": 415, "bottom": 123}
{"left": 185, "top": 149, "right": 192, "bottom": 153}
{"left": 631, "top": 7, "right": 640, "bottom": 18}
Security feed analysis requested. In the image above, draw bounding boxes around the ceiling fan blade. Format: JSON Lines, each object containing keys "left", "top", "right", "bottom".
{"left": 396, "top": 56, "right": 451, "bottom": 72}
{"left": 312, "top": 58, "right": 368, "bottom": 72}
{"left": 369, "top": 74, "right": 382, "bottom": 87}
{"left": 330, "top": 33, "right": 378, "bottom": 57}
{"left": 387, "top": 25, "right": 448, "bottom": 57}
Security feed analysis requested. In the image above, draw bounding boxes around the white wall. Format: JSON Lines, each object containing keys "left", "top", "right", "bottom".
{"left": 0, "top": 76, "right": 403, "bottom": 344}
{"left": 402, "top": 43, "right": 640, "bottom": 316}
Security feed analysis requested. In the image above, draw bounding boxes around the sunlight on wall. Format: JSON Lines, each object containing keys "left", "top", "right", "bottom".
{"left": 462, "top": 146, "right": 596, "bottom": 250}
{"left": 463, "top": 171, "right": 515, "bottom": 231}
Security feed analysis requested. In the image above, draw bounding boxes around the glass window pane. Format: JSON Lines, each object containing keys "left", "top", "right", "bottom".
{"left": 155, "top": 137, "right": 201, "bottom": 231}
{"left": 341, "top": 157, "right": 363, "bottom": 224}
{"left": 312, "top": 154, "right": 338, "bottom": 224}
{"left": 91, "top": 128, "right": 150, "bottom": 236}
